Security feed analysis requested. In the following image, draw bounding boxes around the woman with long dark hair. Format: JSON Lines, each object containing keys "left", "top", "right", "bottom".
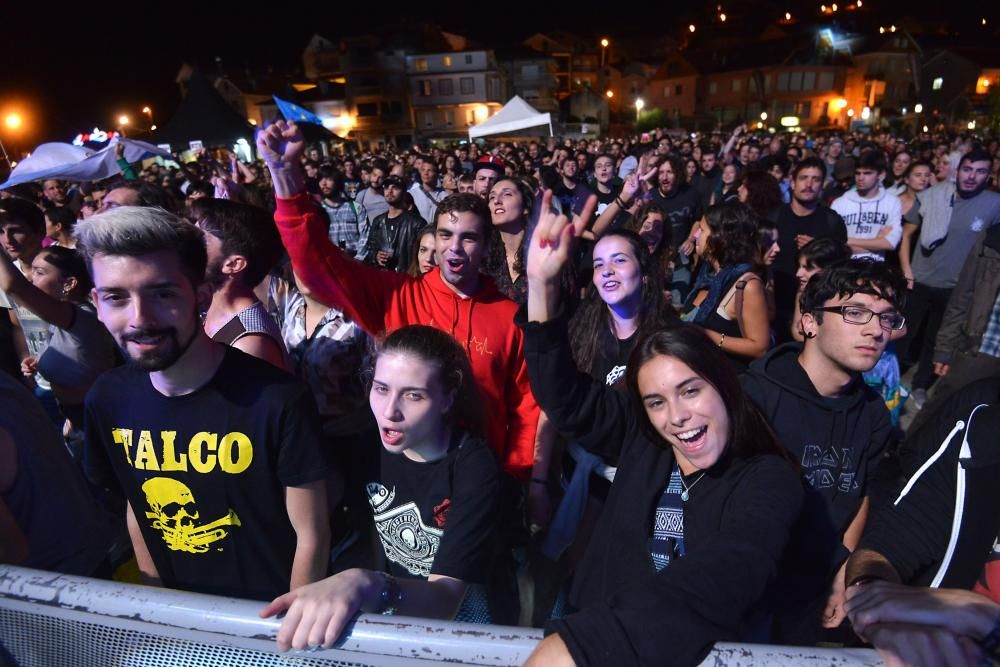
{"left": 681, "top": 202, "right": 771, "bottom": 367}
{"left": 262, "top": 325, "right": 499, "bottom": 650}
{"left": 520, "top": 192, "right": 803, "bottom": 667}
{"left": 568, "top": 229, "right": 675, "bottom": 383}
{"left": 484, "top": 177, "right": 535, "bottom": 303}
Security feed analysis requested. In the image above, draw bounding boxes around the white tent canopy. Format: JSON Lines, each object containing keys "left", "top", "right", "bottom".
{"left": 469, "top": 96, "right": 552, "bottom": 139}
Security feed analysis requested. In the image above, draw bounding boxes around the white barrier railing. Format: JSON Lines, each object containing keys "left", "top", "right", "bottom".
{"left": 0, "top": 566, "right": 881, "bottom": 666}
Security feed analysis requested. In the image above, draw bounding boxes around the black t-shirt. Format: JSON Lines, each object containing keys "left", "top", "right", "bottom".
{"left": 772, "top": 204, "right": 847, "bottom": 334}
{"left": 589, "top": 327, "right": 638, "bottom": 389}
{"left": 84, "top": 347, "right": 331, "bottom": 601}
{"left": 366, "top": 431, "right": 499, "bottom": 584}
{"left": 649, "top": 185, "right": 703, "bottom": 250}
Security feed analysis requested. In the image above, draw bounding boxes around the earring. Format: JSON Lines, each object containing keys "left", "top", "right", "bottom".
{"left": 804, "top": 331, "right": 816, "bottom": 339}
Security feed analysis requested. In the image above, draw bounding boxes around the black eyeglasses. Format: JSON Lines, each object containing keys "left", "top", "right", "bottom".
{"left": 813, "top": 305, "right": 906, "bottom": 331}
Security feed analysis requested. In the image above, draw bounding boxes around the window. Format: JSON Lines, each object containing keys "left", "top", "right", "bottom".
{"left": 732, "top": 79, "right": 741, "bottom": 92}
{"left": 777, "top": 72, "right": 789, "bottom": 92}
{"left": 415, "top": 59, "right": 428, "bottom": 72}
{"left": 443, "top": 55, "right": 452, "bottom": 67}
{"left": 675, "top": 84, "right": 683, "bottom": 95}
{"left": 802, "top": 71, "right": 816, "bottom": 90}
{"left": 764, "top": 74, "right": 772, "bottom": 92}
{"left": 439, "top": 79, "right": 454, "bottom": 95}
{"left": 522, "top": 64, "right": 539, "bottom": 78}
{"left": 357, "top": 102, "right": 378, "bottom": 117}
{"left": 818, "top": 71, "right": 834, "bottom": 90}
{"left": 460, "top": 77, "right": 475, "bottom": 94}
{"left": 465, "top": 54, "right": 473, "bottom": 64}
{"left": 932, "top": 77, "right": 943, "bottom": 90}
{"left": 445, "top": 110, "right": 454, "bottom": 126}
{"left": 664, "top": 85, "right": 671, "bottom": 97}
{"left": 422, "top": 112, "right": 434, "bottom": 128}
{"left": 709, "top": 81, "right": 718, "bottom": 94}
{"left": 789, "top": 71, "right": 803, "bottom": 91}
{"left": 419, "top": 80, "right": 432, "bottom": 96}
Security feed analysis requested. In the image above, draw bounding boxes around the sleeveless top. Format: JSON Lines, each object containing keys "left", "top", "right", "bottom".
{"left": 211, "top": 302, "right": 290, "bottom": 368}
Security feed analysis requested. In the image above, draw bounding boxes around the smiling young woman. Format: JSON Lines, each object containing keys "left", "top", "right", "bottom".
{"left": 519, "top": 191, "right": 805, "bottom": 667}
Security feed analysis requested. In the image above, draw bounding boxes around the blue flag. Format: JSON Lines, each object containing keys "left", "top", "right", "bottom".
{"left": 273, "top": 95, "right": 323, "bottom": 125}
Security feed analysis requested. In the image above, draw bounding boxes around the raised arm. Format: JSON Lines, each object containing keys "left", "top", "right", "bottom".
{"left": 258, "top": 121, "right": 405, "bottom": 335}
{"left": 590, "top": 169, "right": 654, "bottom": 239}
{"left": 522, "top": 191, "right": 632, "bottom": 460}
{"left": 0, "top": 249, "right": 75, "bottom": 329}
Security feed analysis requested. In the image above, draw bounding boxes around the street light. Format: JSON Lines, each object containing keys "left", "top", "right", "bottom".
{"left": 600, "top": 38, "right": 609, "bottom": 67}
{"left": 785, "top": 12, "right": 792, "bottom": 20}
{"left": 606, "top": 90, "right": 614, "bottom": 98}
{"left": 118, "top": 115, "right": 130, "bottom": 126}
{"left": 914, "top": 103, "right": 923, "bottom": 113}
{"left": 635, "top": 98, "right": 645, "bottom": 122}
{"left": 4, "top": 113, "right": 22, "bottom": 130}
{"left": 719, "top": 12, "right": 727, "bottom": 21}
{"left": 760, "top": 111, "right": 768, "bottom": 120}
{"left": 689, "top": 24, "right": 696, "bottom": 32}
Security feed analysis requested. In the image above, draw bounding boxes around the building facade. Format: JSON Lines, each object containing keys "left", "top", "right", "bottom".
{"left": 407, "top": 51, "right": 505, "bottom": 140}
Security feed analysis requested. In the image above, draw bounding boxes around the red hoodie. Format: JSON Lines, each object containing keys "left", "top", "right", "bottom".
{"left": 274, "top": 193, "right": 539, "bottom": 479}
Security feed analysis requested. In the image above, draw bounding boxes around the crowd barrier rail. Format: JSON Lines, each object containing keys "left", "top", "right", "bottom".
{"left": 0, "top": 565, "right": 882, "bottom": 666}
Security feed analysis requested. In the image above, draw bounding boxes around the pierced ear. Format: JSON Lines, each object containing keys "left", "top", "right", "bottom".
{"left": 63, "top": 276, "right": 78, "bottom": 294}
{"left": 799, "top": 312, "right": 819, "bottom": 339}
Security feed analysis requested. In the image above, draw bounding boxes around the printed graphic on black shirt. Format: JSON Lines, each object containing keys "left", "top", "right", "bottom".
{"left": 368, "top": 482, "right": 444, "bottom": 577}
{"left": 142, "top": 477, "right": 241, "bottom": 553}
{"left": 801, "top": 444, "right": 857, "bottom": 493}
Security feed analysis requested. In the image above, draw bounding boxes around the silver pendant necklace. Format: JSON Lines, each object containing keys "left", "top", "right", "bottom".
{"left": 679, "top": 471, "right": 707, "bottom": 502}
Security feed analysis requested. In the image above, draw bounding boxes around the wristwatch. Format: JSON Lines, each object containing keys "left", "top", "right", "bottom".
{"left": 378, "top": 572, "right": 403, "bottom": 615}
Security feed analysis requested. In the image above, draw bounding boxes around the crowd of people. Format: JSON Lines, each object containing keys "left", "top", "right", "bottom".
{"left": 2, "top": 119, "right": 1000, "bottom": 667}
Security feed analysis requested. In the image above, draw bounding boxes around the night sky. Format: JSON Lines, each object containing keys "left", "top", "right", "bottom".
{"left": 1, "top": 1, "right": 985, "bottom": 147}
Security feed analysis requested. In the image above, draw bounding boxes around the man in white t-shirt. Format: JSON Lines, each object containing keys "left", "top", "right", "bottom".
{"left": 831, "top": 151, "right": 902, "bottom": 262}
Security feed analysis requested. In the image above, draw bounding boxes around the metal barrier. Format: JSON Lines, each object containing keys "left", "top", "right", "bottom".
{"left": 0, "top": 566, "right": 881, "bottom": 666}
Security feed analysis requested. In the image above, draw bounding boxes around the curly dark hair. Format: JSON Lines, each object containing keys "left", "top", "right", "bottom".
{"left": 703, "top": 202, "right": 759, "bottom": 268}
{"left": 625, "top": 202, "right": 675, "bottom": 282}
{"left": 434, "top": 193, "right": 491, "bottom": 240}
{"left": 740, "top": 170, "right": 783, "bottom": 218}
{"left": 799, "top": 258, "right": 906, "bottom": 323}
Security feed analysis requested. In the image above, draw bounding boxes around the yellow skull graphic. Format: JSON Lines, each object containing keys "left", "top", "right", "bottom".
{"left": 142, "top": 477, "right": 241, "bottom": 553}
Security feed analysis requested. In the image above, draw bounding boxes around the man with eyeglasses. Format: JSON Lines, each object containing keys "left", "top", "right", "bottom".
{"left": 363, "top": 175, "right": 426, "bottom": 273}
{"left": 742, "top": 259, "right": 905, "bottom": 644}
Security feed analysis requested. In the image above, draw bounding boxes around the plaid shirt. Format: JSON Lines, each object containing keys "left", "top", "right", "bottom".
{"left": 979, "top": 292, "right": 1000, "bottom": 358}
{"left": 321, "top": 198, "right": 369, "bottom": 260}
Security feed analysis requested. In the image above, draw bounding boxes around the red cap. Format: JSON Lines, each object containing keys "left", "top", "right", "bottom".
{"left": 475, "top": 155, "right": 507, "bottom": 175}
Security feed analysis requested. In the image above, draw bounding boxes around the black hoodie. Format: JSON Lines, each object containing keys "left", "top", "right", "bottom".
{"left": 741, "top": 343, "right": 892, "bottom": 537}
